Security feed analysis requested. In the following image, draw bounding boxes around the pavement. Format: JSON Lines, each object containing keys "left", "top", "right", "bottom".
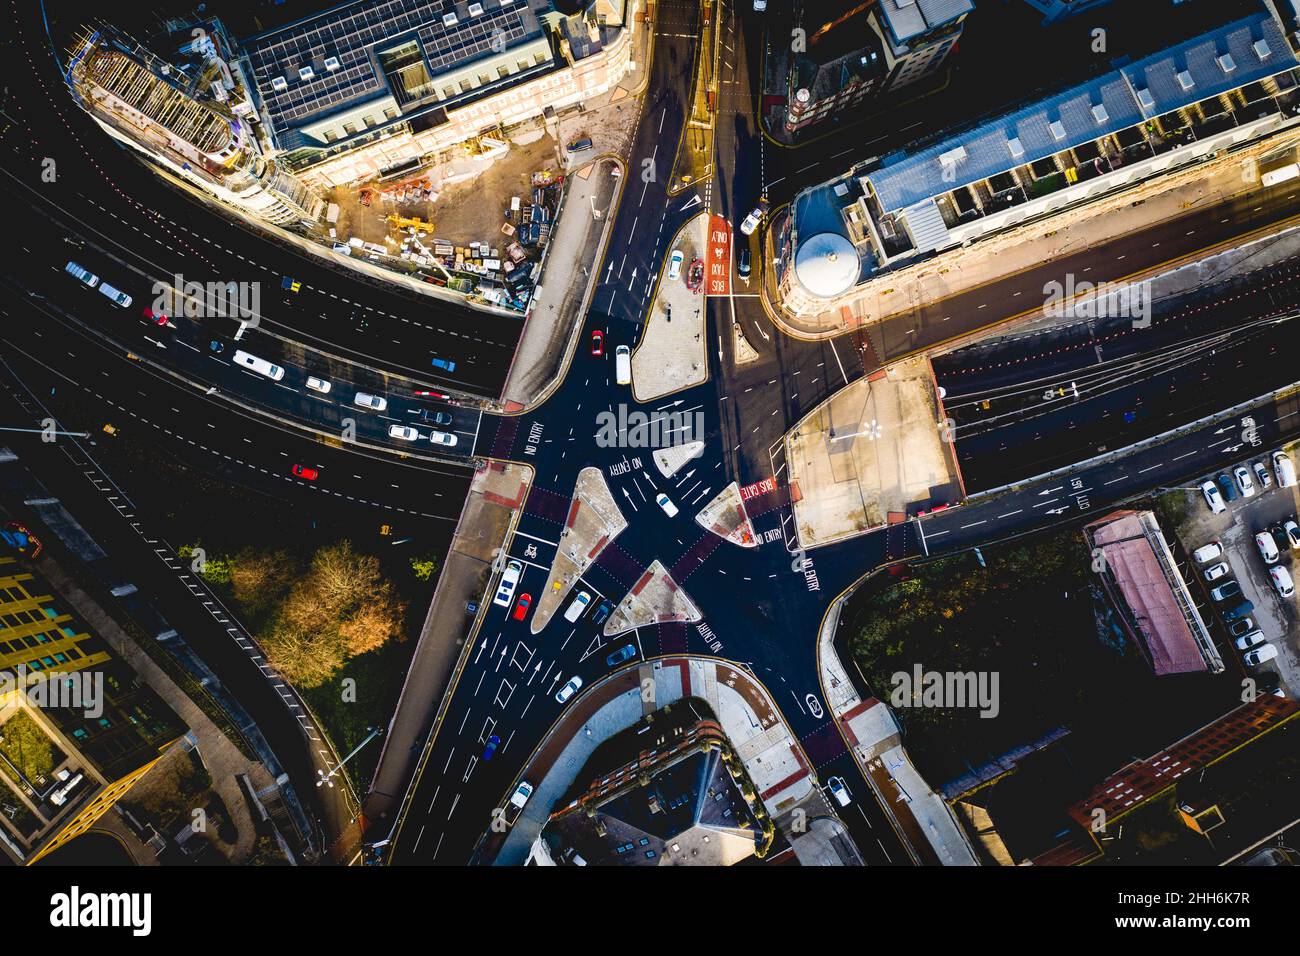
{"left": 631, "top": 212, "right": 710, "bottom": 400}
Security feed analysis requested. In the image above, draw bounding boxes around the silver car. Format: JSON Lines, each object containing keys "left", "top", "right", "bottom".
{"left": 354, "top": 392, "right": 388, "bottom": 411}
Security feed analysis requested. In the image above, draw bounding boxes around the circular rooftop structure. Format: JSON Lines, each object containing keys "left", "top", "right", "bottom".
{"left": 794, "top": 232, "right": 858, "bottom": 299}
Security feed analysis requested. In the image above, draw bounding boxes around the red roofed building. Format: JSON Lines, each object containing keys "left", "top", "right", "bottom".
{"left": 1084, "top": 510, "right": 1222, "bottom": 676}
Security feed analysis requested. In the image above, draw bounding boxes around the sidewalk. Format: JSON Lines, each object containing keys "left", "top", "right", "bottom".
{"left": 499, "top": 160, "right": 623, "bottom": 411}
{"left": 769, "top": 129, "right": 1300, "bottom": 339}
{"left": 632, "top": 212, "right": 710, "bottom": 401}
{"left": 481, "top": 656, "right": 821, "bottom": 865}
{"left": 818, "top": 595, "right": 979, "bottom": 866}
{"left": 363, "top": 461, "right": 533, "bottom": 845}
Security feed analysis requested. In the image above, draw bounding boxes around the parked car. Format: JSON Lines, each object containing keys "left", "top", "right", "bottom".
{"left": 1210, "top": 580, "right": 1242, "bottom": 602}
{"left": 513, "top": 593, "right": 532, "bottom": 622}
{"left": 1256, "top": 530, "right": 1281, "bottom": 565}
{"left": 1284, "top": 520, "right": 1300, "bottom": 550}
{"left": 1235, "top": 629, "right": 1268, "bottom": 652}
{"left": 827, "top": 776, "right": 851, "bottom": 808}
{"left": 1269, "top": 564, "right": 1295, "bottom": 598}
{"left": 1274, "top": 450, "right": 1298, "bottom": 488}
{"left": 667, "top": 249, "right": 685, "bottom": 281}
{"left": 555, "top": 675, "right": 583, "bottom": 704}
{"left": 1223, "top": 600, "right": 1254, "bottom": 622}
{"left": 1253, "top": 461, "right": 1273, "bottom": 490}
{"left": 1216, "top": 473, "right": 1238, "bottom": 503}
{"left": 482, "top": 734, "right": 500, "bottom": 761}
{"left": 494, "top": 560, "right": 523, "bottom": 607}
{"left": 509, "top": 781, "right": 534, "bottom": 811}
{"left": 290, "top": 464, "right": 319, "bottom": 481}
{"left": 566, "top": 137, "right": 593, "bottom": 153}
{"left": 355, "top": 392, "right": 388, "bottom": 411}
{"left": 1192, "top": 541, "right": 1223, "bottom": 563}
{"left": 1234, "top": 465, "right": 1256, "bottom": 498}
{"left": 1200, "top": 480, "right": 1226, "bottom": 514}
{"left": 1203, "top": 562, "right": 1230, "bottom": 582}
{"left": 605, "top": 643, "right": 637, "bottom": 667}
{"left": 1243, "top": 643, "right": 1279, "bottom": 666}
{"left": 1228, "top": 616, "right": 1256, "bottom": 638}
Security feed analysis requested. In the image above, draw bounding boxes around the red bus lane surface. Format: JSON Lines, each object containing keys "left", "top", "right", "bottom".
{"left": 707, "top": 214, "right": 731, "bottom": 297}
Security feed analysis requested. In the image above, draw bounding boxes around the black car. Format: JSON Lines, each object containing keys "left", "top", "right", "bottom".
{"left": 418, "top": 409, "right": 453, "bottom": 426}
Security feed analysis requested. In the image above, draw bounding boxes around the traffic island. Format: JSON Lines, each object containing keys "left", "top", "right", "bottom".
{"left": 695, "top": 482, "right": 758, "bottom": 548}
{"left": 529, "top": 467, "right": 628, "bottom": 634}
{"left": 631, "top": 212, "right": 711, "bottom": 401}
{"left": 786, "top": 355, "right": 962, "bottom": 548}
{"left": 603, "top": 560, "right": 701, "bottom": 637}
{"left": 652, "top": 441, "right": 705, "bottom": 478}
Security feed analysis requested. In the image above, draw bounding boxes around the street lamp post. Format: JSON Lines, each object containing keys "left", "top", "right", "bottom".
{"left": 317, "top": 726, "right": 383, "bottom": 789}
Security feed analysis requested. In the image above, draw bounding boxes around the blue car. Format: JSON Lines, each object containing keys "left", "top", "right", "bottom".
{"left": 482, "top": 734, "right": 500, "bottom": 761}
{"left": 1216, "top": 473, "right": 1238, "bottom": 502}
{"left": 605, "top": 644, "right": 637, "bottom": 667}
{"left": 431, "top": 357, "right": 456, "bottom": 372}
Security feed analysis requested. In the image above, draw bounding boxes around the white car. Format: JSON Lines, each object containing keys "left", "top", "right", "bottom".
{"left": 564, "top": 590, "right": 592, "bottom": 623}
{"left": 740, "top": 206, "right": 764, "bottom": 236}
{"left": 388, "top": 424, "right": 420, "bottom": 441}
{"left": 1243, "top": 643, "right": 1279, "bottom": 666}
{"left": 494, "top": 560, "right": 523, "bottom": 607}
{"left": 667, "top": 249, "right": 684, "bottom": 281}
{"left": 355, "top": 392, "right": 388, "bottom": 411}
{"left": 509, "top": 781, "right": 534, "bottom": 811}
{"left": 656, "top": 492, "right": 679, "bottom": 517}
{"left": 1192, "top": 542, "right": 1223, "bottom": 563}
{"left": 1252, "top": 461, "right": 1272, "bottom": 490}
{"left": 1203, "top": 562, "right": 1230, "bottom": 582}
{"left": 1284, "top": 520, "right": 1300, "bottom": 550}
{"left": 1234, "top": 465, "right": 1256, "bottom": 498}
{"left": 305, "top": 376, "right": 332, "bottom": 394}
{"left": 1235, "top": 629, "right": 1267, "bottom": 652}
{"left": 429, "top": 430, "right": 458, "bottom": 447}
{"left": 1270, "top": 564, "right": 1295, "bottom": 598}
{"left": 1256, "top": 531, "right": 1280, "bottom": 565}
{"left": 827, "top": 776, "right": 851, "bottom": 807}
{"left": 1200, "top": 480, "right": 1226, "bottom": 515}
{"left": 555, "top": 675, "right": 583, "bottom": 704}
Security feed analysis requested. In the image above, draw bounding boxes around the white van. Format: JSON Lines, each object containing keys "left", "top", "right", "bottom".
{"left": 1274, "top": 451, "right": 1297, "bottom": 488}
{"left": 65, "top": 261, "right": 99, "bottom": 288}
{"left": 493, "top": 560, "right": 523, "bottom": 607}
{"left": 615, "top": 345, "right": 631, "bottom": 386}
{"left": 232, "top": 349, "right": 285, "bottom": 381}
{"left": 564, "top": 590, "right": 592, "bottom": 622}
{"left": 97, "top": 283, "right": 132, "bottom": 308}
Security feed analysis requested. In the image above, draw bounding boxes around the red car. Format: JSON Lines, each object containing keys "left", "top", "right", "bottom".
{"left": 291, "top": 464, "right": 319, "bottom": 481}
{"left": 413, "top": 389, "right": 451, "bottom": 401}
{"left": 142, "top": 307, "right": 170, "bottom": 326}
{"left": 591, "top": 329, "right": 604, "bottom": 356}
{"left": 686, "top": 258, "right": 704, "bottom": 293}
{"left": 513, "top": 593, "right": 532, "bottom": 621}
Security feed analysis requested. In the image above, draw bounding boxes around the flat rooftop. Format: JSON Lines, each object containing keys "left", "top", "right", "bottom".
{"left": 243, "top": 0, "right": 546, "bottom": 137}
{"left": 864, "top": 12, "right": 1297, "bottom": 214}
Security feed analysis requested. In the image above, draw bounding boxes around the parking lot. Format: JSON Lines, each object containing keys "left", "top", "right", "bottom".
{"left": 1176, "top": 447, "right": 1300, "bottom": 698}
